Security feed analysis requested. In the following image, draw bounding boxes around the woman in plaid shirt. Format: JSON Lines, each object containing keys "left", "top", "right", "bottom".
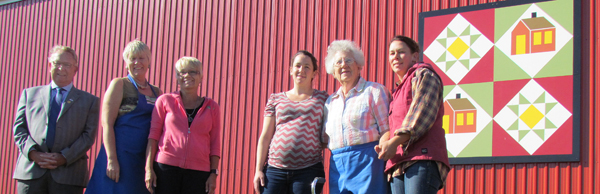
{"left": 375, "top": 35, "right": 450, "bottom": 194}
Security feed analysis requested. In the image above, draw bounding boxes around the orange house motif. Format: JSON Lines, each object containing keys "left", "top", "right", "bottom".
{"left": 511, "top": 12, "right": 556, "bottom": 55}
{"left": 443, "top": 94, "right": 477, "bottom": 134}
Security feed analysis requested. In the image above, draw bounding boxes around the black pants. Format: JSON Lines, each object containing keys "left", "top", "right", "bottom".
{"left": 154, "top": 162, "right": 210, "bottom": 194}
{"left": 17, "top": 171, "right": 84, "bottom": 194}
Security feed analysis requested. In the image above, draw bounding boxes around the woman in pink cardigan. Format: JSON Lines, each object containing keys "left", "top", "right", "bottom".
{"left": 144, "top": 57, "right": 221, "bottom": 194}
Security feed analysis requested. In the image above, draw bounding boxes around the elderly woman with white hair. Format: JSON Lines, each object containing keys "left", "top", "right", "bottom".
{"left": 323, "top": 40, "right": 391, "bottom": 194}
{"left": 86, "top": 40, "right": 163, "bottom": 194}
{"left": 144, "top": 57, "right": 221, "bottom": 194}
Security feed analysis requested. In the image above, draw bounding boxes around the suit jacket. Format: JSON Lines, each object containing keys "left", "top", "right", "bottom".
{"left": 13, "top": 85, "right": 100, "bottom": 187}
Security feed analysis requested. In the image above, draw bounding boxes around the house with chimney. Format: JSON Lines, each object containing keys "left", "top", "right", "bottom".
{"left": 511, "top": 12, "right": 556, "bottom": 55}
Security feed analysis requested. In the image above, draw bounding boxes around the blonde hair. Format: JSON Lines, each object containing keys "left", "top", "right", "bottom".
{"left": 122, "top": 39, "right": 151, "bottom": 63}
{"left": 48, "top": 45, "right": 79, "bottom": 66}
{"left": 175, "top": 56, "right": 203, "bottom": 74}
{"left": 324, "top": 40, "right": 365, "bottom": 74}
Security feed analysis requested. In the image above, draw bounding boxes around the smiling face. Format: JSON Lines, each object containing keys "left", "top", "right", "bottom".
{"left": 176, "top": 62, "right": 202, "bottom": 90}
{"left": 290, "top": 54, "right": 317, "bottom": 84}
{"left": 389, "top": 40, "right": 419, "bottom": 78}
{"left": 48, "top": 51, "right": 78, "bottom": 87}
{"left": 126, "top": 52, "right": 150, "bottom": 77}
{"left": 332, "top": 51, "right": 361, "bottom": 84}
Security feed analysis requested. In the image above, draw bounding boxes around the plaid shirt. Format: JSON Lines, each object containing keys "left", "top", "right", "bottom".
{"left": 324, "top": 77, "right": 391, "bottom": 150}
{"left": 388, "top": 67, "right": 449, "bottom": 184}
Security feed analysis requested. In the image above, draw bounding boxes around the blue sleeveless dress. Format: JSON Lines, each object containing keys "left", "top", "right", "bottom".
{"left": 86, "top": 75, "right": 158, "bottom": 194}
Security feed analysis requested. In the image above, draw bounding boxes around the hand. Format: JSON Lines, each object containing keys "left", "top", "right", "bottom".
{"left": 145, "top": 168, "right": 157, "bottom": 194}
{"left": 47, "top": 153, "right": 67, "bottom": 167}
{"left": 253, "top": 170, "right": 266, "bottom": 194}
{"left": 205, "top": 174, "right": 217, "bottom": 194}
{"left": 106, "top": 159, "right": 120, "bottom": 183}
{"left": 29, "top": 151, "right": 56, "bottom": 169}
{"left": 376, "top": 141, "right": 398, "bottom": 161}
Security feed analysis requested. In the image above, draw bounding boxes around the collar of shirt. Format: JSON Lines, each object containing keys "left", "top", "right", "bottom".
{"left": 49, "top": 81, "right": 74, "bottom": 93}
{"left": 331, "top": 77, "right": 367, "bottom": 99}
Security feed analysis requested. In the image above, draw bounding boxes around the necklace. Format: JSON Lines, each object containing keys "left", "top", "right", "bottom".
{"left": 186, "top": 105, "right": 200, "bottom": 123}
{"left": 133, "top": 78, "right": 149, "bottom": 89}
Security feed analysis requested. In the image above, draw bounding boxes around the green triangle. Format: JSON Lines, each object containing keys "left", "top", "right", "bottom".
{"left": 456, "top": 122, "right": 493, "bottom": 157}
{"left": 508, "top": 105, "right": 519, "bottom": 115}
{"left": 494, "top": 46, "right": 532, "bottom": 81}
{"left": 534, "top": 40, "right": 574, "bottom": 78}
{"left": 459, "top": 59, "right": 470, "bottom": 69}
{"left": 460, "top": 82, "right": 494, "bottom": 116}
{"left": 519, "top": 94, "right": 530, "bottom": 104}
{"left": 519, "top": 130, "right": 530, "bottom": 141}
{"left": 533, "top": 129, "right": 545, "bottom": 139}
{"left": 470, "top": 34, "right": 481, "bottom": 45}
{"left": 448, "top": 150, "right": 455, "bottom": 158}
{"left": 545, "top": 118, "right": 557, "bottom": 128}
{"left": 436, "top": 52, "right": 447, "bottom": 63}
{"left": 494, "top": 4, "right": 530, "bottom": 42}
{"left": 437, "top": 38, "right": 447, "bottom": 48}
{"left": 470, "top": 49, "right": 480, "bottom": 58}
{"left": 507, "top": 120, "right": 519, "bottom": 130}
{"left": 443, "top": 85, "right": 456, "bottom": 99}
{"left": 460, "top": 25, "right": 471, "bottom": 36}
{"left": 446, "top": 60, "right": 456, "bottom": 71}
{"left": 447, "top": 28, "right": 458, "bottom": 38}
{"left": 537, "top": 0, "right": 574, "bottom": 34}
{"left": 545, "top": 102, "right": 557, "bottom": 114}
{"left": 534, "top": 92, "right": 546, "bottom": 104}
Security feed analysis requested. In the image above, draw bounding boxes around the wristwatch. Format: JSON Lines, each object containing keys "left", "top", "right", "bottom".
{"left": 210, "top": 169, "right": 219, "bottom": 176}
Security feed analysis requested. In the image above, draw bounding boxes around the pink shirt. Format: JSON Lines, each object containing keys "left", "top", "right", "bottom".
{"left": 264, "top": 90, "right": 328, "bottom": 169}
{"left": 149, "top": 92, "right": 221, "bottom": 172}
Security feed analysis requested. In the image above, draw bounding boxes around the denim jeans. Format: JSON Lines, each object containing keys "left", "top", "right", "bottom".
{"left": 390, "top": 160, "right": 442, "bottom": 194}
{"left": 261, "top": 162, "right": 326, "bottom": 194}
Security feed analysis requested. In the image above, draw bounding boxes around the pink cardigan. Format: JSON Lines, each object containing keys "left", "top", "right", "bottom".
{"left": 149, "top": 92, "right": 221, "bottom": 172}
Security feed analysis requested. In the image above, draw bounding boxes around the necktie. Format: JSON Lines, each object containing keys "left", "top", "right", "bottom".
{"left": 47, "top": 88, "right": 64, "bottom": 151}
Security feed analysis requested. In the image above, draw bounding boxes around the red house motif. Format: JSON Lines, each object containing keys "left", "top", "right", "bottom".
{"left": 511, "top": 12, "right": 556, "bottom": 55}
{"left": 443, "top": 94, "right": 477, "bottom": 134}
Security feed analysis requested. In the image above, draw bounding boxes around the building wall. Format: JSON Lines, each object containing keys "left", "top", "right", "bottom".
{"left": 0, "top": 0, "right": 598, "bottom": 193}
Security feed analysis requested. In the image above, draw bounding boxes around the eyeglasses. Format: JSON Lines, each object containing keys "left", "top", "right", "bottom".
{"left": 177, "top": 71, "right": 200, "bottom": 76}
{"left": 51, "top": 61, "right": 75, "bottom": 69}
{"left": 333, "top": 58, "right": 355, "bottom": 67}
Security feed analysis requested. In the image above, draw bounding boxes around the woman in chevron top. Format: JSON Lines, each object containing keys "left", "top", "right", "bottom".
{"left": 253, "top": 50, "right": 328, "bottom": 194}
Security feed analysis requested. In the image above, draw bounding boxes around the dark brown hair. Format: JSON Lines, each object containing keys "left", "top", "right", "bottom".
{"left": 291, "top": 50, "right": 318, "bottom": 71}
{"left": 389, "top": 35, "right": 420, "bottom": 54}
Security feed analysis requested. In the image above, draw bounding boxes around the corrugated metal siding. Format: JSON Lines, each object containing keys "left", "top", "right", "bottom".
{"left": 0, "top": 0, "right": 597, "bottom": 193}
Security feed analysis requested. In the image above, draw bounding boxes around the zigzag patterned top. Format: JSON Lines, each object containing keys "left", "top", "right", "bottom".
{"left": 264, "top": 90, "right": 328, "bottom": 170}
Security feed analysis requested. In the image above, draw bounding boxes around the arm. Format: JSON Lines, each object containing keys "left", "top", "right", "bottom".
{"left": 101, "top": 78, "right": 124, "bottom": 182}
{"left": 253, "top": 116, "right": 276, "bottom": 194}
{"left": 12, "top": 90, "right": 55, "bottom": 168}
{"left": 206, "top": 102, "right": 221, "bottom": 194}
{"left": 145, "top": 139, "right": 158, "bottom": 194}
{"left": 206, "top": 156, "right": 220, "bottom": 194}
{"left": 13, "top": 89, "right": 37, "bottom": 160}
{"left": 146, "top": 96, "right": 167, "bottom": 194}
{"left": 369, "top": 85, "right": 391, "bottom": 156}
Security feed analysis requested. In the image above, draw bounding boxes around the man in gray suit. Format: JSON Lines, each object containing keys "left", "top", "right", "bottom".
{"left": 13, "top": 45, "right": 100, "bottom": 194}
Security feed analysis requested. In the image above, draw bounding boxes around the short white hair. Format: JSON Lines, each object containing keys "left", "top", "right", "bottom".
{"left": 48, "top": 45, "right": 79, "bottom": 66}
{"left": 122, "top": 39, "right": 151, "bottom": 63}
{"left": 175, "top": 56, "right": 203, "bottom": 73}
{"left": 324, "top": 40, "right": 365, "bottom": 74}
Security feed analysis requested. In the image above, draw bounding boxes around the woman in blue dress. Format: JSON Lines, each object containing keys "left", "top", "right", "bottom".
{"left": 86, "top": 40, "right": 163, "bottom": 193}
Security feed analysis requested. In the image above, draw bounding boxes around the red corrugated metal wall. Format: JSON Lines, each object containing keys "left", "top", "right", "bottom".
{"left": 0, "top": 0, "right": 597, "bottom": 193}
